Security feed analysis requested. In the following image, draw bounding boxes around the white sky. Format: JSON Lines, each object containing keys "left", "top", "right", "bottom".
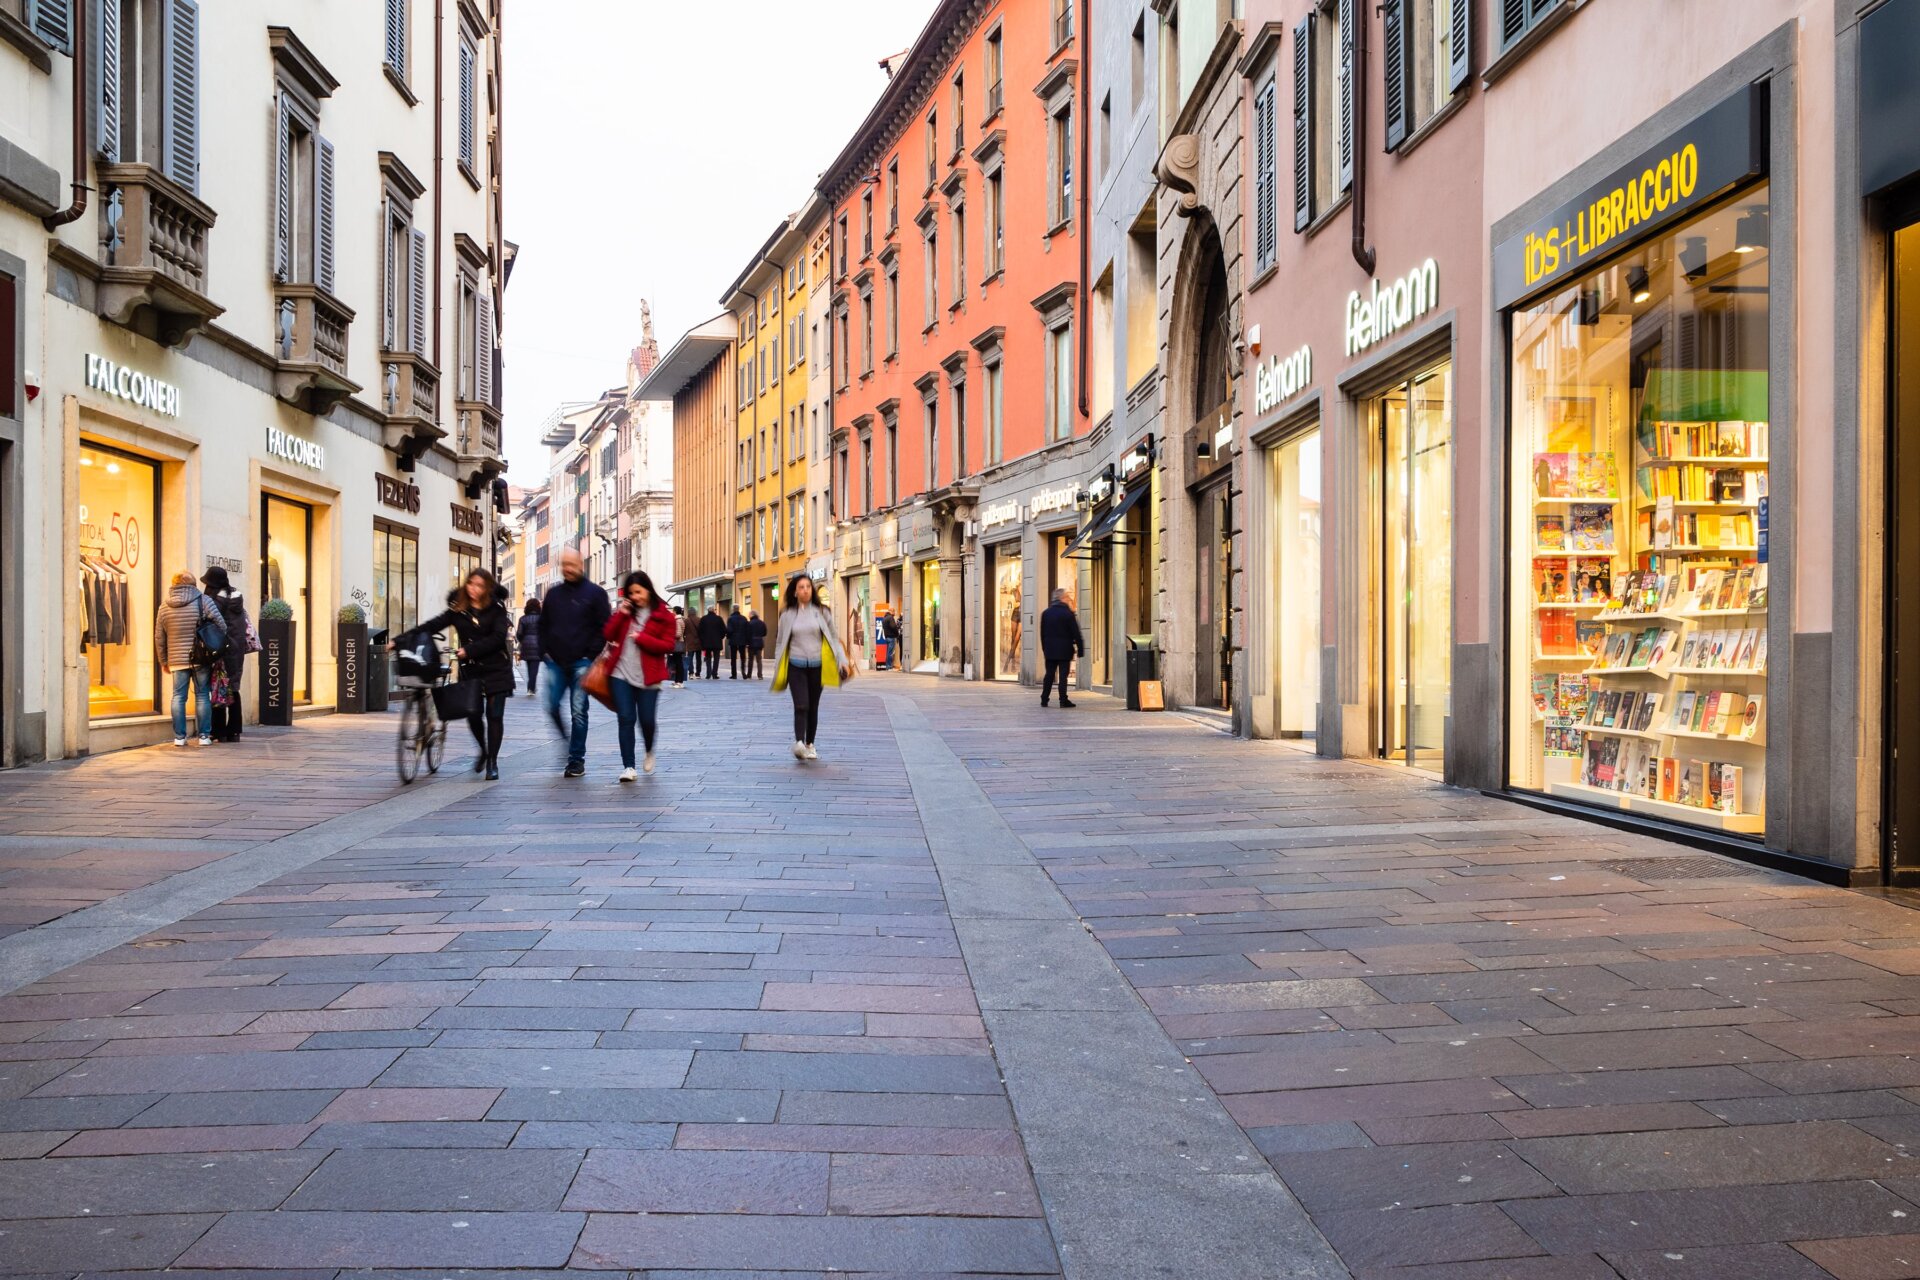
{"left": 500, "top": 0, "right": 940, "bottom": 482}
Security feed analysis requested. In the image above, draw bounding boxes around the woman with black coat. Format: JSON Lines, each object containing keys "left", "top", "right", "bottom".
{"left": 199, "top": 565, "right": 254, "bottom": 742}
{"left": 515, "top": 598, "right": 543, "bottom": 697}
{"left": 417, "top": 568, "right": 514, "bottom": 779}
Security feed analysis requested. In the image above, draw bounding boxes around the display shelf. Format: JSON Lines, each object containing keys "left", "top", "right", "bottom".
{"left": 1659, "top": 544, "right": 1759, "bottom": 555}
{"left": 1580, "top": 724, "right": 1661, "bottom": 741}
{"left": 1534, "top": 652, "right": 1590, "bottom": 663}
{"left": 1546, "top": 780, "right": 1764, "bottom": 833}
{"left": 1533, "top": 600, "right": 1608, "bottom": 611}
{"left": 1585, "top": 665, "right": 1676, "bottom": 679}
{"left": 1635, "top": 499, "right": 1758, "bottom": 511}
{"left": 1663, "top": 726, "right": 1766, "bottom": 747}
{"left": 1643, "top": 456, "right": 1769, "bottom": 467}
{"left": 1688, "top": 607, "right": 1768, "bottom": 618}
{"left": 1594, "top": 610, "right": 1691, "bottom": 626}
{"left": 1667, "top": 666, "right": 1766, "bottom": 677}
{"left": 1535, "top": 546, "right": 1618, "bottom": 557}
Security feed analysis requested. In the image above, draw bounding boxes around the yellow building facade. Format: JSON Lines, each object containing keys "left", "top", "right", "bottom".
{"left": 724, "top": 213, "right": 813, "bottom": 623}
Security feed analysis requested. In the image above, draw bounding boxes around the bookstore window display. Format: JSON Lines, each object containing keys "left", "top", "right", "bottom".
{"left": 1508, "top": 189, "right": 1771, "bottom": 834}
{"left": 80, "top": 444, "right": 161, "bottom": 719}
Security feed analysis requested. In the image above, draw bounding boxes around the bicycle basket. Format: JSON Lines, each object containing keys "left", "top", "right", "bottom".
{"left": 393, "top": 633, "right": 445, "bottom": 688}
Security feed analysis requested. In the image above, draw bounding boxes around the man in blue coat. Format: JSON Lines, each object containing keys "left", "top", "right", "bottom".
{"left": 538, "top": 547, "right": 611, "bottom": 777}
{"left": 1039, "top": 587, "right": 1084, "bottom": 709}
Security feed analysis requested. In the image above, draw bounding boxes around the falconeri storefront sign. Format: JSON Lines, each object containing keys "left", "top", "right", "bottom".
{"left": 1345, "top": 261, "right": 1438, "bottom": 357}
{"left": 85, "top": 354, "right": 181, "bottom": 417}
{"left": 265, "top": 426, "right": 325, "bottom": 470}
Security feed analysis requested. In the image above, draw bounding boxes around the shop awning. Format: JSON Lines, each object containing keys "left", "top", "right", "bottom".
{"left": 1064, "top": 481, "right": 1148, "bottom": 555}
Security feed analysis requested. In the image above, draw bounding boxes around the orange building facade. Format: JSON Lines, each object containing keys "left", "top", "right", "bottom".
{"left": 819, "top": 0, "right": 1090, "bottom": 680}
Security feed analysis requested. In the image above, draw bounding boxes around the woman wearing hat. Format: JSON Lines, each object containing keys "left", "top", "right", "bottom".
{"left": 200, "top": 565, "right": 254, "bottom": 742}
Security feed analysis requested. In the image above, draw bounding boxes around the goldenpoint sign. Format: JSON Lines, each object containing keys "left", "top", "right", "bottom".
{"left": 1344, "top": 259, "right": 1438, "bottom": 357}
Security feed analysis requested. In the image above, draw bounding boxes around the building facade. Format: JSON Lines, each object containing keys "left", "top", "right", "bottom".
{"left": 820, "top": 0, "right": 1091, "bottom": 678}
{"left": 0, "top": 0, "right": 507, "bottom": 760}
{"left": 647, "top": 314, "right": 736, "bottom": 614}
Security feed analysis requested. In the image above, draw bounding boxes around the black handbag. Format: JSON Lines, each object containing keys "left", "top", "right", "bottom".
{"left": 189, "top": 594, "right": 229, "bottom": 667}
{"left": 432, "top": 679, "right": 479, "bottom": 721}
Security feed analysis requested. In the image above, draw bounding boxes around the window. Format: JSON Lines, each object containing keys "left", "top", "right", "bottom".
{"left": 860, "top": 431, "right": 874, "bottom": 511}
{"left": 985, "top": 25, "right": 1004, "bottom": 117}
{"left": 1051, "top": 104, "right": 1074, "bottom": 228}
{"left": 837, "top": 307, "right": 851, "bottom": 387}
{"left": 837, "top": 215, "right": 849, "bottom": 277}
{"left": 271, "top": 86, "right": 334, "bottom": 293}
{"left": 457, "top": 27, "right": 478, "bottom": 180}
{"left": 1091, "top": 271, "right": 1115, "bottom": 422}
{"left": 80, "top": 441, "right": 161, "bottom": 720}
{"left": 96, "top": 0, "right": 202, "bottom": 193}
{"left": 1497, "top": 0, "right": 1559, "bottom": 55}
{"left": 736, "top": 515, "right": 751, "bottom": 567}
{"left": 952, "top": 205, "right": 967, "bottom": 305}
{"left": 986, "top": 171, "right": 1006, "bottom": 276}
{"left": 924, "top": 393, "right": 940, "bottom": 490}
{"left": 1053, "top": 0, "right": 1073, "bottom": 48}
{"left": 925, "top": 110, "right": 938, "bottom": 186}
{"left": 382, "top": 188, "right": 428, "bottom": 355}
{"left": 952, "top": 73, "right": 965, "bottom": 154}
{"left": 924, "top": 227, "right": 940, "bottom": 326}
{"left": 888, "top": 160, "right": 900, "bottom": 229}
{"left": 1384, "top": 0, "right": 1467, "bottom": 149}
{"left": 1293, "top": 1, "right": 1354, "bottom": 231}
{"left": 835, "top": 445, "right": 848, "bottom": 517}
{"left": 951, "top": 373, "right": 968, "bottom": 477}
{"left": 810, "top": 495, "right": 819, "bottom": 550}
{"left": 862, "top": 191, "right": 874, "bottom": 256}
{"left": 374, "top": 519, "right": 419, "bottom": 643}
{"left": 985, "top": 358, "right": 1004, "bottom": 464}
{"left": 1130, "top": 15, "right": 1146, "bottom": 116}
{"left": 885, "top": 418, "right": 899, "bottom": 505}
{"left": 1099, "top": 94, "right": 1112, "bottom": 180}
{"left": 1252, "top": 76, "right": 1278, "bottom": 274}
{"left": 1046, "top": 322, "right": 1073, "bottom": 442}
{"left": 384, "top": 0, "right": 407, "bottom": 84}
{"left": 860, "top": 291, "right": 874, "bottom": 374}
{"left": 796, "top": 496, "right": 806, "bottom": 552}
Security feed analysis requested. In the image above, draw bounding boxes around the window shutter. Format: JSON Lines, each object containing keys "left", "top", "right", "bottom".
{"left": 382, "top": 202, "right": 397, "bottom": 350}
{"left": 409, "top": 228, "right": 428, "bottom": 357}
{"left": 478, "top": 294, "right": 494, "bottom": 405}
{"left": 1253, "top": 81, "right": 1276, "bottom": 272}
{"left": 273, "top": 97, "right": 292, "bottom": 282}
{"left": 160, "top": 0, "right": 200, "bottom": 193}
{"left": 385, "top": 0, "right": 407, "bottom": 77}
{"left": 457, "top": 41, "right": 475, "bottom": 170}
{"left": 1500, "top": 0, "right": 1528, "bottom": 46}
{"left": 1449, "top": 0, "right": 1472, "bottom": 93}
{"left": 1382, "top": 0, "right": 1408, "bottom": 152}
{"left": 96, "top": 0, "right": 120, "bottom": 159}
{"left": 27, "top": 0, "right": 72, "bottom": 54}
{"left": 1292, "top": 15, "right": 1312, "bottom": 232}
{"left": 1336, "top": 0, "right": 1355, "bottom": 194}
{"left": 316, "top": 136, "right": 337, "bottom": 293}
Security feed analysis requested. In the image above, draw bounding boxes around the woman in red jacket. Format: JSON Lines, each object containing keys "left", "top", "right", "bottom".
{"left": 603, "top": 570, "right": 678, "bottom": 780}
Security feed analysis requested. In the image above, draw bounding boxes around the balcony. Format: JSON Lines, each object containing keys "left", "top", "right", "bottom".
{"left": 456, "top": 398, "right": 506, "bottom": 485}
{"left": 272, "top": 284, "right": 359, "bottom": 415}
{"left": 987, "top": 81, "right": 1004, "bottom": 118}
{"left": 95, "top": 163, "right": 222, "bottom": 348}
{"left": 378, "top": 352, "right": 443, "bottom": 465}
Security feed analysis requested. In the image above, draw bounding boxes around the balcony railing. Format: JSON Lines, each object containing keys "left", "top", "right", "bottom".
{"left": 95, "top": 163, "right": 222, "bottom": 347}
{"left": 1053, "top": 5, "right": 1073, "bottom": 46}
{"left": 987, "top": 81, "right": 1003, "bottom": 117}
{"left": 378, "top": 352, "right": 444, "bottom": 462}
{"left": 271, "top": 283, "right": 358, "bottom": 414}
{"left": 457, "top": 399, "right": 505, "bottom": 480}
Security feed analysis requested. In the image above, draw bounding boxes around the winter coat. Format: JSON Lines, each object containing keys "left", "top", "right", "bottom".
{"left": 672, "top": 613, "right": 688, "bottom": 654}
{"left": 697, "top": 611, "right": 728, "bottom": 650}
{"left": 748, "top": 616, "right": 768, "bottom": 652}
{"left": 603, "top": 603, "right": 678, "bottom": 688}
{"left": 210, "top": 589, "right": 251, "bottom": 678}
{"left": 420, "top": 600, "right": 514, "bottom": 696}
{"left": 154, "top": 584, "right": 224, "bottom": 670}
{"left": 726, "top": 610, "right": 750, "bottom": 649}
{"left": 514, "top": 613, "right": 542, "bottom": 665}
{"left": 538, "top": 578, "right": 612, "bottom": 666}
{"left": 1039, "top": 601, "right": 1085, "bottom": 661}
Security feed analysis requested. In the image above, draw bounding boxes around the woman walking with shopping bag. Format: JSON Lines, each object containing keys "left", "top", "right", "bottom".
{"left": 414, "top": 568, "right": 513, "bottom": 779}
{"left": 770, "top": 573, "right": 854, "bottom": 761}
{"left": 602, "top": 570, "right": 677, "bottom": 780}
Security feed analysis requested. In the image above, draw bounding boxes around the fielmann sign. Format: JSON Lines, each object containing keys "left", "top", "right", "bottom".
{"left": 1492, "top": 83, "right": 1766, "bottom": 309}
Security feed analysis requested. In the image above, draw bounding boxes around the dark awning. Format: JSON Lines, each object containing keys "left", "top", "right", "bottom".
{"left": 1064, "top": 481, "right": 1148, "bottom": 555}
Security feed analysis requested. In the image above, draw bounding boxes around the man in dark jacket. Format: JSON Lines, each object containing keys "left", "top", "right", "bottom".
{"left": 697, "top": 604, "right": 728, "bottom": 679}
{"left": 746, "top": 610, "right": 768, "bottom": 679}
{"left": 726, "top": 605, "right": 750, "bottom": 679}
{"left": 1039, "top": 587, "right": 1084, "bottom": 709}
{"left": 537, "top": 548, "right": 611, "bottom": 777}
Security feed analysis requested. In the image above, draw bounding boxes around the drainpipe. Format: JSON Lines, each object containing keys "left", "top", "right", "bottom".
{"left": 1349, "top": 5, "right": 1375, "bottom": 276}
{"left": 42, "top": 0, "right": 90, "bottom": 231}
{"left": 433, "top": 0, "right": 445, "bottom": 356}
{"left": 1075, "top": 0, "right": 1091, "bottom": 419}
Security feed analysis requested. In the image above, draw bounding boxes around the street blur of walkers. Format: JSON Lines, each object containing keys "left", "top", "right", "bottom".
{"left": 669, "top": 605, "right": 689, "bottom": 688}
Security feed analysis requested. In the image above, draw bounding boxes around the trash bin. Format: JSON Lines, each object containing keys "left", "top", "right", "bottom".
{"left": 1124, "top": 634, "right": 1158, "bottom": 711}
{"left": 367, "top": 629, "right": 392, "bottom": 710}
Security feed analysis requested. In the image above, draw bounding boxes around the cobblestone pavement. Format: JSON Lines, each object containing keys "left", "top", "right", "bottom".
{"left": 3, "top": 680, "right": 1920, "bottom": 1278}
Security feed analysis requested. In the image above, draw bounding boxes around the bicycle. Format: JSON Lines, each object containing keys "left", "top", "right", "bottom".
{"left": 392, "top": 632, "right": 450, "bottom": 785}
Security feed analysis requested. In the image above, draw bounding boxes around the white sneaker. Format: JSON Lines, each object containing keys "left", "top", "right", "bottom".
{"left": 619, "top": 766, "right": 637, "bottom": 783}
{"left": 804, "top": 744, "right": 819, "bottom": 760}
{"left": 643, "top": 752, "right": 656, "bottom": 774}
{"left": 172, "top": 736, "right": 187, "bottom": 747}
{"left": 792, "top": 739, "right": 806, "bottom": 759}
{"left": 197, "top": 735, "right": 212, "bottom": 746}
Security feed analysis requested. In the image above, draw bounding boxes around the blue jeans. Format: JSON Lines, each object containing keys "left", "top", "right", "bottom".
{"left": 171, "top": 666, "right": 211, "bottom": 739}
{"left": 611, "top": 678, "right": 659, "bottom": 769}
{"left": 542, "top": 657, "right": 593, "bottom": 766}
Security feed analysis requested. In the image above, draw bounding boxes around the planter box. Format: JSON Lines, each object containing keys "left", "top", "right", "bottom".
{"left": 337, "top": 622, "right": 369, "bottom": 713}
{"left": 258, "top": 619, "right": 296, "bottom": 726}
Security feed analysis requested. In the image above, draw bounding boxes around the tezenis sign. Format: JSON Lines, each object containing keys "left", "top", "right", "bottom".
{"left": 1493, "top": 83, "right": 1766, "bottom": 308}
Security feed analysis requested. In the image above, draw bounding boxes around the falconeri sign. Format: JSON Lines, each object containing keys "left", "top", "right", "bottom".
{"left": 85, "top": 354, "right": 181, "bottom": 417}
{"left": 266, "top": 426, "right": 325, "bottom": 470}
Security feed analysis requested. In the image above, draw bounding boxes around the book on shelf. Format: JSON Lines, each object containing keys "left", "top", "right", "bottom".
{"left": 1536, "top": 514, "right": 1566, "bottom": 551}
{"left": 1575, "top": 452, "right": 1617, "bottom": 499}
{"left": 1533, "top": 452, "right": 1572, "bottom": 499}
{"left": 1570, "top": 504, "right": 1614, "bottom": 552}
{"left": 1670, "top": 692, "right": 1696, "bottom": 732}
{"left": 1574, "top": 558, "right": 1611, "bottom": 603}
{"left": 1752, "top": 630, "right": 1769, "bottom": 671}
{"left": 1732, "top": 629, "right": 1759, "bottom": 669}
{"left": 1713, "top": 692, "right": 1746, "bottom": 736}
{"left": 1651, "top": 496, "right": 1675, "bottom": 549}
{"left": 1708, "top": 762, "right": 1742, "bottom": 813}
{"left": 1660, "top": 757, "right": 1679, "bottom": 801}
{"left": 1739, "top": 695, "right": 1764, "bottom": 740}
{"left": 1558, "top": 675, "right": 1591, "bottom": 721}
{"left": 1576, "top": 619, "right": 1605, "bottom": 659}
{"left": 1632, "top": 692, "right": 1662, "bottom": 732}
{"left": 1712, "top": 469, "right": 1750, "bottom": 503}
{"left": 1535, "top": 559, "right": 1569, "bottom": 603}
{"left": 1643, "top": 419, "right": 1768, "bottom": 459}
{"left": 1749, "top": 563, "right": 1769, "bottom": 610}
{"left": 1545, "top": 719, "right": 1585, "bottom": 756}
{"left": 1678, "top": 760, "right": 1705, "bottom": 806}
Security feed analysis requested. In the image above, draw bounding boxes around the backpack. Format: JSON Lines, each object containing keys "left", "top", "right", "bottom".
{"left": 189, "top": 592, "right": 229, "bottom": 667}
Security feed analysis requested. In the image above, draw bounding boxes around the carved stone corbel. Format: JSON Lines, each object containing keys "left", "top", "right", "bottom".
{"left": 1158, "top": 134, "right": 1202, "bottom": 218}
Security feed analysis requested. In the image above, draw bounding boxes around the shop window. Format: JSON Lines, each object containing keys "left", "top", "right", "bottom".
{"left": 1292, "top": 0, "right": 1352, "bottom": 231}
{"left": 1382, "top": 0, "right": 1469, "bottom": 150}
{"left": 373, "top": 519, "right": 418, "bottom": 642}
{"left": 1508, "top": 188, "right": 1771, "bottom": 834}
{"left": 1376, "top": 361, "right": 1453, "bottom": 770}
{"left": 80, "top": 443, "right": 160, "bottom": 720}
{"left": 1263, "top": 429, "right": 1322, "bottom": 739}
{"left": 991, "top": 545, "right": 1023, "bottom": 682}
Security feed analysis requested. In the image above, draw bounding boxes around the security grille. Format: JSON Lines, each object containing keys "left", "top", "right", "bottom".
{"left": 1601, "top": 855, "right": 1769, "bottom": 881}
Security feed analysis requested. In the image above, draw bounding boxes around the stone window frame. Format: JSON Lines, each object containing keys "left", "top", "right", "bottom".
{"left": 973, "top": 129, "right": 1008, "bottom": 284}
{"left": 1036, "top": 59, "right": 1078, "bottom": 235}
{"left": 1033, "top": 281, "right": 1076, "bottom": 444}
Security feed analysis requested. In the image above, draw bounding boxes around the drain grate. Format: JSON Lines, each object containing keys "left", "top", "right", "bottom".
{"left": 1600, "top": 855, "right": 1768, "bottom": 881}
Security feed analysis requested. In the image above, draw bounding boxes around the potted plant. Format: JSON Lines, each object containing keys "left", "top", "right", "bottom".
{"left": 258, "top": 598, "right": 296, "bottom": 726}
{"left": 336, "top": 603, "right": 368, "bottom": 714}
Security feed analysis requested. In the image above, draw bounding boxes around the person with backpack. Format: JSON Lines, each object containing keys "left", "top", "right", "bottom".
{"left": 199, "top": 565, "right": 254, "bottom": 742}
{"left": 155, "top": 570, "right": 226, "bottom": 746}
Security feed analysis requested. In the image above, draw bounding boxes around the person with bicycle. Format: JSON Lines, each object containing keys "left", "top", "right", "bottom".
{"left": 413, "top": 568, "right": 513, "bottom": 779}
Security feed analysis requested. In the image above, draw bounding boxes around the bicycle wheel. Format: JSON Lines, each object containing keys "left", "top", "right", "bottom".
{"left": 397, "top": 693, "right": 425, "bottom": 784}
{"left": 425, "top": 702, "right": 445, "bottom": 774}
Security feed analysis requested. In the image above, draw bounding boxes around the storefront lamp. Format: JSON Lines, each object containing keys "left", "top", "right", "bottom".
{"left": 1680, "top": 235, "right": 1709, "bottom": 281}
{"left": 1627, "top": 265, "right": 1652, "bottom": 305}
{"left": 1734, "top": 207, "right": 1768, "bottom": 254}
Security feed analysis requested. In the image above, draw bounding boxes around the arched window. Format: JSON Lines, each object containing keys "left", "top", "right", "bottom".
{"left": 1192, "top": 240, "right": 1232, "bottom": 424}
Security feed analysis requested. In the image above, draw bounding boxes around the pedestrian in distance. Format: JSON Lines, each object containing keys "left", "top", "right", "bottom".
{"left": 726, "top": 604, "right": 750, "bottom": 679}
{"left": 669, "top": 605, "right": 689, "bottom": 688}
{"left": 416, "top": 568, "right": 513, "bottom": 779}
{"left": 697, "top": 604, "right": 727, "bottom": 679}
{"left": 538, "top": 546, "right": 612, "bottom": 778}
{"left": 1040, "top": 586, "right": 1084, "bottom": 709}
{"left": 747, "top": 608, "right": 768, "bottom": 680}
{"left": 515, "top": 598, "right": 542, "bottom": 697}
{"left": 770, "top": 572, "right": 855, "bottom": 761}
{"left": 881, "top": 608, "right": 904, "bottom": 672}
{"left": 200, "top": 565, "right": 254, "bottom": 742}
{"left": 604, "top": 570, "right": 677, "bottom": 781}
{"left": 155, "top": 570, "right": 226, "bottom": 746}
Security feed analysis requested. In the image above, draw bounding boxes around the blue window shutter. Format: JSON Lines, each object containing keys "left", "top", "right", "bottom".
{"left": 1336, "top": 0, "right": 1354, "bottom": 194}
{"left": 273, "top": 96, "right": 292, "bottom": 281}
{"left": 1382, "top": 0, "right": 1408, "bottom": 152}
{"left": 160, "top": 0, "right": 200, "bottom": 193}
{"left": 96, "top": 0, "right": 120, "bottom": 159}
{"left": 28, "top": 0, "right": 73, "bottom": 54}
{"left": 1292, "top": 15, "right": 1313, "bottom": 232}
{"left": 409, "top": 228, "right": 428, "bottom": 357}
{"left": 1449, "top": 0, "right": 1472, "bottom": 93}
{"left": 316, "top": 136, "right": 337, "bottom": 293}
